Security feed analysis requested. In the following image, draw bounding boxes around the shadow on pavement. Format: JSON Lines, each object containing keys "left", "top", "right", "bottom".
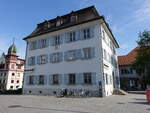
{"left": 8, "top": 105, "right": 90, "bottom": 113}
{"left": 117, "top": 102, "right": 125, "bottom": 104}
{"left": 133, "top": 98, "right": 147, "bottom": 101}
{"left": 128, "top": 101, "right": 149, "bottom": 105}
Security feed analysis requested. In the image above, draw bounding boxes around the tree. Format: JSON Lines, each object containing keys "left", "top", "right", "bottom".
{"left": 132, "top": 31, "right": 150, "bottom": 88}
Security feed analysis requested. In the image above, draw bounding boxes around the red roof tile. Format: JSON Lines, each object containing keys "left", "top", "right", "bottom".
{"left": 118, "top": 47, "right": 139, "bottom": 66}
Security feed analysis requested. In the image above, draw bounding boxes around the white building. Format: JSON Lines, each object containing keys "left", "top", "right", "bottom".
{"left": 23, "top": 6, "right": 120, "bottom": 97}
{"left": 118, "top": 47, "right": 143, "bottom": 90}
{"left": 0, "top": 44, "right": 25, "bottom": 90}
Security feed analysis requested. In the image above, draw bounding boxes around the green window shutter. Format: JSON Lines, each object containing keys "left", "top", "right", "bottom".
{"left": 76, "top": 73, "right": 83, "bottom": 84}
{"left": 34, "top": 56, "right": 37, "bottom": 65}
{"left": 33, "top": 76, "right": 37, "bottom": 85}
{"left": 65, "top": 33, "right": 70, "bottom": 43}
{"left": 44, "top": 75, "right": 47, "bottom": 85}
{"left": 59, "top": 53, "right": 63, "bottom": 62}
{"left": 50, "top": 37, "right": 55, "bottom": 46}
{"left": 58, "top": 74, "right": 62, "bottom": 84}
{"left": 46, "top": 38, "right": 49, "bottom": 47}
{"left": 63, "top": 74, "right": 69, "bottom": 85}
{"left": 28, "top": 57, "right": 31, "bottom": 66}
{"left": 92, "top": 72, "right": 97, "bottom": 84}
{"left": 90, "top": 26, "right": 95, "bottom": 38}
{"left": 29, "top": 42, "right": 32, "bottom": 50}
{"left": 76, "top": 30, "right": 81, "bottom": 40}
{"left": 34, "top": 76, "right": 38, "bottom": 85}
{"left": 60, "top": 35, "right": 63, "bottom": 44}
{"left": 49, "top": 75, "right": 53, "bottom": 85}
{"left": 37, "top": 40, "right": 41, "bottom": 49}
{"left": 80, "top": 29, "right": 84, "bottom": 40}
{"left": 45, "top": 55, "right": 48, "bottom": 63}
{"left": 76, "top": 49, "right": 82, "bottom": 59}
{"left": 37, "top": 56, "right": 41, "bottom": 64}
{"left": 26, "top": 76, "right": 29, "bottom": 85}
{"left": 35, "top": 40, "right": 38, "bottom": 49}
{"left": 50, "top": 54, "right": 53, "bottom": 63}
{"left": 91, "top": 48, "right": 95, "bottom": 58}
{"left": 36, "top": 75, "right": 40, "bottom": 85}
{"left": 64, "top": 52, "right": 68, "bottom": 61}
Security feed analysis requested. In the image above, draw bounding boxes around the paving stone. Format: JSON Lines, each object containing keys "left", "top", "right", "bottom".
{"left": 0, "top": 94, "right": 149, "bottom": 113}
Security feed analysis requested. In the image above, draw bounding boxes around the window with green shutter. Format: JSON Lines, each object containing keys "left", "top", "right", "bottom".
{"left": 28, "top": 56, "right": 36, "bottom": 66}
{"left": 50, "top": 52, "right": 63, "bottom": 63}
{"left": 37, "top": 55, "right": 48, "bottom": 64}
{"left": 82, "top": 47, "right": 95, "bottom": 59}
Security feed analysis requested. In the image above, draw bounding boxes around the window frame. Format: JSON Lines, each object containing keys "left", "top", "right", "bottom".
{"left": 52, "top": 74, "right": 59, "bottom": 85}
{"left": 83, "top": 73, "right": 92, "bottom": 84}
{"left": 29, "top": 76, "right": 34, "bottom": 85}
{"left": 50, "top": 52, "right": 62, "bottom": 63}
{"left": 39, "top": 75, "right": 45, "bottom": 85}
{"left": 83, "top": 28, "right": 90, "bottom": 39}
{"left": 68, "top": 73, "right": 76, "bottom": 85}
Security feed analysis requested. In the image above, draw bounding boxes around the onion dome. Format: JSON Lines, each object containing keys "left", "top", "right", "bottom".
{"left": 8, "top": 44, "right": 17, "bottom": 56}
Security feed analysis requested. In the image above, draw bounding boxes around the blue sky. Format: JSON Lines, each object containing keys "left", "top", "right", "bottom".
{"left": 0, "top": 0, "right": 150, "bottom": 58}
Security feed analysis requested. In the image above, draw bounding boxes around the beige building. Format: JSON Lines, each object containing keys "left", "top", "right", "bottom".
{"left": 0, "top": 44, "right": 25, "bottom": 90}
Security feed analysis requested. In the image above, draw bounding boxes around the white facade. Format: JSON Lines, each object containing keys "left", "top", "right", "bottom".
{"left": 23, "top": 18, "right": 119, "bottom": 97}
{"left": 6, "top": 70, "right": 24, "bottom": 90}
{"left": 0, "top": 49, "right": 24, "bottom": 91}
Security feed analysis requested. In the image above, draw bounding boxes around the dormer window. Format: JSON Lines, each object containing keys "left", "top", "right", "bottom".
{"left": 47, "top": 22, "right": 51, "bottom": 28}
{"left": 44, "top": 23, "right": 48, "bottom": 29}
{"left": 50, "top": 22, "right": 56, "bottom": 28}
{"left": 43, "top": 21, "right": 49, "bottom": 30}
{"left": 70, "top": 15, "right": 77, "bottom": 22}
{"left": 56, "top": 17, "right": 62, "bottom": 27}
{"left": 56, "top": 20, "right": 61, "bottom": 26}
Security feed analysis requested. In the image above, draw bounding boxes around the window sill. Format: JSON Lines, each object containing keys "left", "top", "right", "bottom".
{"left": 29, "top": 64, "right": 35, "bottom": 66}
{"left": 66, "top": 40, "right": 77, "bottom": 43}
{"left": 28, "top": 84, "right": 34, "bottom": 86}
{"left": 50, "top": 61, "right": 62, "bottom": 64}
{"left": 38, "top": 84, "right": 45, "bottom": 85}
{"left": 51, "top": 44, "right": 61, "bottom": 46}
{"left": 65, "top": 59, "right": 77, "bottom": 62}
{"left": 38, "top": 63, "right": 47, "bottom": 65}
{"left": 82, "top": 83, "right": 95, "bottom": 85}
{"left": 68, "top": 83, "right": 76, "bottom": 85}
{"left": 81, "top": 57, "right": 94, "bottom": 60}
{"left": 50, "top": 84, "right": 59, "bottom": 85}
{"left": 81, "top": 37, "right": 92, "bottom": 40}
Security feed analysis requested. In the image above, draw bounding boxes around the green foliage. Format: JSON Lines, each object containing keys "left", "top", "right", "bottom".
{"left": 137, "top": 31, "right": 150, "bottom": 46}
{"left": 132, "top": 30, "right": 150, "bottom": 85}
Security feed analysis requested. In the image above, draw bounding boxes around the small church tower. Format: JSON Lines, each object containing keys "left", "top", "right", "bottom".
{"left": 0, "top": 43, "right": 25, "bottom": 90}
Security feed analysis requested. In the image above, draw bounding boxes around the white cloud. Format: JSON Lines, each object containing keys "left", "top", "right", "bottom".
{"left": 134, "top": 0, "right": 150, "bottom": 22}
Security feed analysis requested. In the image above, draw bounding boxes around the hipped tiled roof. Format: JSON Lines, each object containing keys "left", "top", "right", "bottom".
{"left": 23, "top": 6, "right": 100, "bottom": 40}
{"left": 23, "top": 6, "right": 119, "bottom": 48}
{"left": 118, "top": 47, "right": 139, "bottom": 66}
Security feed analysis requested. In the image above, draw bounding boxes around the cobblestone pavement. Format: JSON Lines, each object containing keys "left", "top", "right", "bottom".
{"left": 0, "top": 94, "right": 149, "bottom": 113}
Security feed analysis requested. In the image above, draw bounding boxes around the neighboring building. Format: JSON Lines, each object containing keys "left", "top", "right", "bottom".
{"left": 118, "top": 47, "right": 142, "bottom": 90}
{"left": 0, "top": 44, "right": 25, "bottom": 90}
{"left": 23, "top": 6, "right": 120, "bottom": 97}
